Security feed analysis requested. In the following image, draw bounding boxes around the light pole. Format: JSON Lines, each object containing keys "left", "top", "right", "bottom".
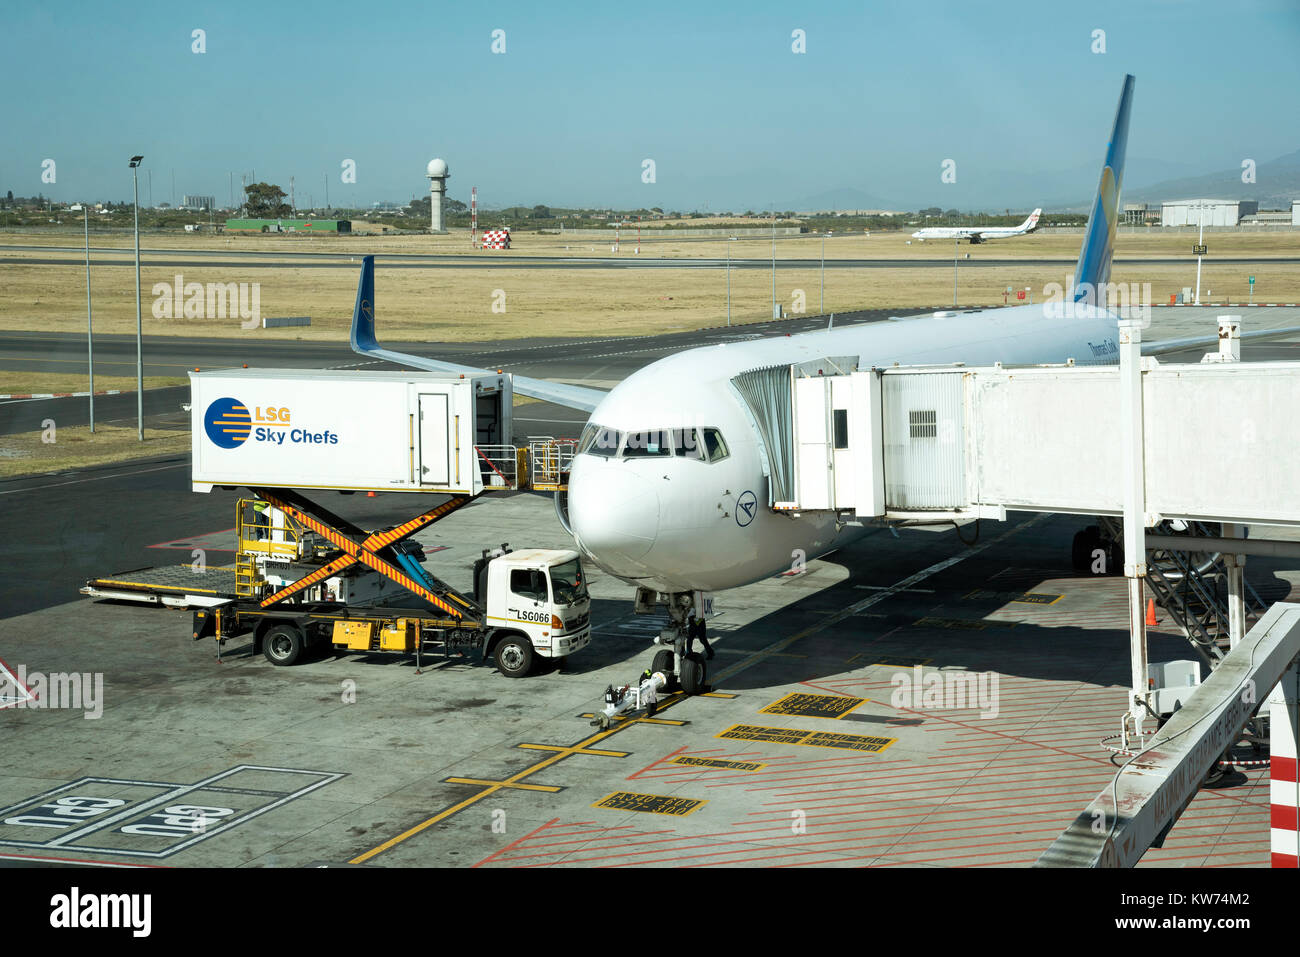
{"left": 770, "top": 213, "right": 777, "bottom": 318}
{"left": 953, "top": 237, "right": 960, "bottom": 307}
{"left": 820, "top": 231, "right": 826, "bottom": 314}
{"left": 72, "top": 203, "right": 95, "bottom": 432}
{"left": 130, "top": 155, "right": 144, "bottom": 441}
{"left": 1194, "top": 203, "right": 1206, "bottom": 305}
{"left": 726, "top": 238, "right": 734, "bottom": 327}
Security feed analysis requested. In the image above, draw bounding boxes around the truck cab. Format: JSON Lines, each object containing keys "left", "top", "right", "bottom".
{"left": 475, "top": 546, "right": 592, "bottom": 677}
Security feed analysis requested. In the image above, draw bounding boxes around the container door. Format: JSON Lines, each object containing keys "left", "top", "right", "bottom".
{"left": 418, "top": 393, "right": 450, "bottom": 485}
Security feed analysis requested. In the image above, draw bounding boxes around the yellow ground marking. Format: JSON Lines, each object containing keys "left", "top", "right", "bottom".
{"left": 443, "top": 777, "right": 562, "bottom": 793}
{"left": 517, "top": 743, "right": 630, "bottom": 758}
{"left": 592, "top": 792, "right": 706, "bottom": 817}
{"left": 578, "top": 712, "right": 687, "bottom": 727}
{"left": 760, "top": 692, "right": 868, "bottom": 720}
{"left": 349, "top": 691, "right": 689, "bottom": 864}
{"left": 669, "top": 756, "right": 766, "bottom": 772}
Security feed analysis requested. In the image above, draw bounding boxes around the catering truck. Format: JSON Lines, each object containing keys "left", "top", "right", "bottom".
{"left": 83, "top": 366, "right": 589, "bottom": 677}
{"left": 85, "top": 499, "right": 591, "bottom": 677}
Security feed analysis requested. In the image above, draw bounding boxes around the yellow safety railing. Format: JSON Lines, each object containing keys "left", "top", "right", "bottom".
{"left": 529, "top": 439, "right": 576, "bottom": 491}
{"left": 236, "top": 497, "right": 303, "bottom": 559}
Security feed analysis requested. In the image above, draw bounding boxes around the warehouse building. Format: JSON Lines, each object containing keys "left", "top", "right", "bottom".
{"left": 224, "top": 218, "right": 352, "bottom": 234}
{"left": 1160, "top": 199, "right": 1259, "bottom": 227}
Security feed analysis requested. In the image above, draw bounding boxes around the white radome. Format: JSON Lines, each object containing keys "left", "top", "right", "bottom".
{"left": 426, "top": 158, "right": 449, "bottom": 179}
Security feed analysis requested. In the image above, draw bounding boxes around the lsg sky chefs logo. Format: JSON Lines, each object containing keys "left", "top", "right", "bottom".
{"left": 204, "top": 398, "right": 339, "bottom": 449}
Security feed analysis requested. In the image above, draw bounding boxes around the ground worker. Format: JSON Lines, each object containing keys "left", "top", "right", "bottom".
{"left": 250, "top": 500, "right": 271, "bottom": 540}
{"left": 686, "top": 609, "right": 714, "bottom": 659}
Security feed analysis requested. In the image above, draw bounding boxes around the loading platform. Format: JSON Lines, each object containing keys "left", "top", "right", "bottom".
{"left": 82, "top": 564, "right": 240, "bottom": 608}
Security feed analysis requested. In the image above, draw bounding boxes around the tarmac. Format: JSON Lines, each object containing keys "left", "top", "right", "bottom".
{"left": 2, "top": 305, "right": 1298, "bottom": 867}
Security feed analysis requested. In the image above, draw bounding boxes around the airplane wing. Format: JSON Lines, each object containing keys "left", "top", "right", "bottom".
{"left": 349, "top": 255, "right": 608, "bottom": 413}
{"left": 1143, "top": 325, "right": 1300, "bottom": 357}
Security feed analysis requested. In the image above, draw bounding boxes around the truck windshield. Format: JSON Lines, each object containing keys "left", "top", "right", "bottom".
{"left": 549, "top": 559, "right": 588, "bottom": 604}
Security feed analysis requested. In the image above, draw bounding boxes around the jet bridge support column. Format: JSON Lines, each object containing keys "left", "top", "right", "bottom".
{"left": 1119, "top": 319, "right": 1151, "bottom": 739}
{"left": 1036, "top": 604, "right": 1300, "bottom": 868}
{"left": 1223, "top": 523, "right": 1248, "bottom": 649}
{"left": 1270, "top": 657, "right": 1300, "bottom": 867}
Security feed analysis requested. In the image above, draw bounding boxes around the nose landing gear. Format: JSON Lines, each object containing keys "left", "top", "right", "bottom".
{"left": 643, "top": 589, "right": 710, "bottom": 695}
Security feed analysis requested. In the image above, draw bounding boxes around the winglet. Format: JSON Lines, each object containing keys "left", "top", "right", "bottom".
{"left": 1074, "top": 75, "right": 1135, "bottom": 305}
{"left": 350, "top": 254, "right": 378, "bottom": 352}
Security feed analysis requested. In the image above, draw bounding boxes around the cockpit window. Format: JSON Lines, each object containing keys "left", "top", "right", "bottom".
{"left": 701, "top": 428, "right": 729, "bottom": 462}
{"left": 623, "top": 430, "right": 672, "bottom": 457}
{"left": 579, "top": 423, "right": 726, "bottom": 462}
{"left": 672, "top": 428, "right": 702, "bottom": 459}
{"left": 578, "top": 422, "right": 622, "bottom": 458}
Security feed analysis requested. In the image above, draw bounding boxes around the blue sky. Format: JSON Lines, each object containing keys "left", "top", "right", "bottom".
{"left": 5, "top": 0, "right": 1298, "bottom": 211}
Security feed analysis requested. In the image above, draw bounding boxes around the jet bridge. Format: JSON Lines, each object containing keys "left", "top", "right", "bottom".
{"left": 772, "top": 330, "right": 1300, "bottom": 529}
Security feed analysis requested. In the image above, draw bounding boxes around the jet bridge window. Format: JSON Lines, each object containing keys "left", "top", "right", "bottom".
{"left": 623, "top": 430, "right": 672, "bottom": 457}
{"left": 833, "top": 409, "right": 849, "bottom": 450}
{"left": 578, "top": 423, "right": 622, "bottom": 458}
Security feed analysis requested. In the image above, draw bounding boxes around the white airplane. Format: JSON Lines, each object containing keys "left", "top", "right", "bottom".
{"left": 350, "top": 74, "right": 1289, "bottom": 686}
{"left": 911, "top": 208, "right": 1041, "bottom": 243}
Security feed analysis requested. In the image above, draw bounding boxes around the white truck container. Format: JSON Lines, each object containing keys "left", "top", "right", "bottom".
{"left": 189, "top": 369, "right": 512, "bottom": 495}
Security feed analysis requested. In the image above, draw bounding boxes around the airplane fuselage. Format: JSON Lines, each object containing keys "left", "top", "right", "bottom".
{"left": 567, "top": 303, "right": 1120, "bottom": 593}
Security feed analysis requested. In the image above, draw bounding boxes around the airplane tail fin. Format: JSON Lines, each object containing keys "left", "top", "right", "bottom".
{"left": 349, "top": 254, "right": 379, "bottom": 352}
{"left": 1073, "top": 75, "right": 1135, "bottom": 305}
{"left": 1023, "top": 208, "right": 1042, "bottom": 232}
{"left": 347, "top": 254, "right": 609, "bottom": 413}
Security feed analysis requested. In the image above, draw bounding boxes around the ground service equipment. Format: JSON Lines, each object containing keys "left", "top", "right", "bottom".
{"left": 84, "top": 497, "right": 591, "bottom": 677}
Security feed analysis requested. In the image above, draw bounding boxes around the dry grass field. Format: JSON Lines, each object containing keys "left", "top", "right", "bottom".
{"left": 2, "top": 230, "right": 1298, "bottom": 343}
{"left": 0, "top": 372, "right": 187, "bottom": 394}
{"left": 0, "top": 424, "right": 189, "bottom": 478}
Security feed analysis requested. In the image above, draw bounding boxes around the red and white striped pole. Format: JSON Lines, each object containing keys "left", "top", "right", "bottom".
{"left": 471, "top": 186, "right": 478, "bottom": 248}
{"left": 614, "top": 220, "right": 620, "bottom": 253}
{"left": 1270, "top": 660, "right": 1300, "bottom": 867}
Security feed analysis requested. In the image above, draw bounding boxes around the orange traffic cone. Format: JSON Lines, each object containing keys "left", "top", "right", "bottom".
{"left": 1145, "top": 598, "right": 1157, "bottom": 627}
{"left": 366, "top": 491, "right": 375, "bottom": 497}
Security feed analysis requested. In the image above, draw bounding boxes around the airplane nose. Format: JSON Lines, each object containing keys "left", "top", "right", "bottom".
{"left": 568, "top": 462, "right": 660, "bottom": 569}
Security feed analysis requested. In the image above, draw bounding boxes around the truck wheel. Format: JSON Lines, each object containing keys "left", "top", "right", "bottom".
{"left": 679, "top": 652, "right": 707, "bottom": 695}
{"left": 495, "top": 635, "right": 533, "bottom": 678}
{"left": 263, "top": 624, "right": 303, "bottom": 666}
{"left": 651, "top": 649, "right": 674, "bottom": 682}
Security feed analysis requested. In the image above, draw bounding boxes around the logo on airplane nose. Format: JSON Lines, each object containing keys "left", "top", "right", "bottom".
{"left": 736, "top": 490, "right": 757, "bottom": 527}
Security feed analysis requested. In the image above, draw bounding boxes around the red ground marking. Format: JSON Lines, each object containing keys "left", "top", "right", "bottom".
{"left": 473, "top": 817, "right": 561, "bottom": 868}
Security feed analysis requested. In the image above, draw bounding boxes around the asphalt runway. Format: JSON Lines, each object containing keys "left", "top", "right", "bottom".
{"left": 3, "top": 243, "right": 1297, "bottom": 271}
